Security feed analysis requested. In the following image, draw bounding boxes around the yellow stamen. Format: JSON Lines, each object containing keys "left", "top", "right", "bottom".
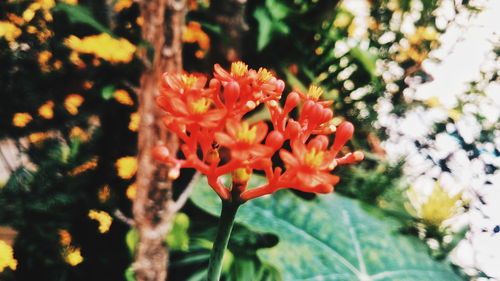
{"left": 257, "top": 67, "right": 273, "bottom": 82}
{"left": 181, "top": 74, "right": 198, "bottom": 88}
{"left": 231, "top": 61, "right": 248, "bottom": 77}
{"left": 303, "top": 148, "right": 324, "bottom": 168}
{"left": 232, "top": 167, "right": 252, "bottom": 184}
{"left": 190, "top": 98, "right": 210, "bottom": 114}
{"left": 236, "top": 122, "right": 257, "bottom": 144}
{"left": 307, "top": 85, "right": 324, "bottom": 100}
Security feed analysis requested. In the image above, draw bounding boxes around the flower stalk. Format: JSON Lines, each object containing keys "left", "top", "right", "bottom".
{"left": 207, "top": 200, "right": 241, "bottom": 281}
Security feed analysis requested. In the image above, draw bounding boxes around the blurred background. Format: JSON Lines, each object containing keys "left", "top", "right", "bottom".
{"left": 0, "top": 0, "right": 498, "bottom": 280}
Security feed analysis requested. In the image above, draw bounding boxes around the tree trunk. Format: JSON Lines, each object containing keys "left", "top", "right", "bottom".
{"left": 210, "top": 0, "right": 248, "bottom": 61}
{"left": 133, "top": 1, "right": 186, "bottom": 281}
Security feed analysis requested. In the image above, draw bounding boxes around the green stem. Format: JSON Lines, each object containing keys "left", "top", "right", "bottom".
{"left": 207, "top": 201, "right": 240, "bottom": 281}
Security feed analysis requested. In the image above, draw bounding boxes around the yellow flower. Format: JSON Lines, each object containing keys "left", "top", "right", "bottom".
{"left": 7, "top": 14, "right": 25, "bottom": 26}
{"left": 64, "top": 94, "right": 84, "bottom": 115}
{"left": 136, "top": 17, "right": 144, "bottom": 26}
{"left": 128, "top": 112, "right": 139, "bottom": 132}
{"left": 0, "top": 21, "right": 22, "bottom": 42}
{"left": 12, "top": 113, "right": 32, "bottom": 127}
{"left": 126, "top": 183, "right": 136, "bottom": 200}
{"left": 448, "top": 109, "right": 460, "bottom": 121}
{"left": 27, "top": 25, "right": 38, "bottom": 34}
{"left": 333, "top": 12, "right": 352, "bottom": 28}
{"left": 64, "top": 247, "right": 83, "bottom": 266}
{"left": 115, "top": 156, "right": 137, "bottom": 179}
{"left": 98, "top": 185, "right": 111, "bottom": 203}
{"left": 407, "top": 182, "right": 462, "bottom": 227}
{"left": 424, "top": 97, "right": 440, "bottom": 108}
{"left": 65, "top": 33, "right": 136, "bottom": 63}
{"left": 38, "top": 51, "right": 53, "bottom": 72}
{"left": 0, "top": 240, "right": 17, "bottom": 272}
{"left": 28, "top": 132, "right": 50, "bottom": 143}
{"left": 182, "top": 22, "right": 210, "bottom": 58}
{"left": 22, "top": 0, "right": 55, "bottom": 23}
{"left": 113, "top": 89, "right": 134, "bottom": 105}
{"left": 69, "top": 51, "right": 85, "bottom": 68}
{"left": 70, "top": 126, "right": 90, "bottom": 142}
{"left": 409, "top": 26, "right": 439, "bottom": 44}
{"left": 83, "top": 81, "right": 94, "bottom": 89}
{"left": 59, "top": 230, "right": 72, "bottom": 246}
{"left": 114, "top": 0, "right": 134, "bottom": 11}
{"left": 53, "top": 60, "right": 62, "bottom": 70}
{"left": 38, "top": 100, "right": 54, "bottom": 119}
{"left": 22, "top": 6, "right": 37, "bottom": 22}
{"left": 88, "top": 210, "right": 113, "bottom": 233}
{"left": 69, "top": 157, "right": 98, "bottom": 176}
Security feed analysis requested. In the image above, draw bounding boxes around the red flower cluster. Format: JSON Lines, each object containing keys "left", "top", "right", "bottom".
{"left": 153, "top": 62, "right": 363, "bottom": 201}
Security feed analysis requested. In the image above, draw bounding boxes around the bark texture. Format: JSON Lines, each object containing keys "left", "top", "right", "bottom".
{"left": 210, "top": 0, "right": 248, "bottom": 61}
{"left": 133, "top": 1, "right": 186, "bottom": 281}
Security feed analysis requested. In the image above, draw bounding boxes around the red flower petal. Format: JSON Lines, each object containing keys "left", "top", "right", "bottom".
{"left": 279, "top": 149, "right": 299, "bottom": 168}
{"left": 214, "top": 132, "right": 236, "bottom": 147}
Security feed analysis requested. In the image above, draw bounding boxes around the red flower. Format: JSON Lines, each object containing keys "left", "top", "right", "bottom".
{"left": 154, "top": 62, "right": 364, "bottom": 202}
{"left": 214, "top": 120, "right": 272, "bottom": 161}
{"left": 279, "top": 137, "right": 339, "bottom": 192}
{"left": 157, "top": 73, "right": 225, "bottom": 128}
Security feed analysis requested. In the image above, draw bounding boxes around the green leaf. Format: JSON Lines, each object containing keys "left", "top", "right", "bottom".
{"left": 124, "top": 266, "right": 136, "bottom": 281}
{"left": 101, "top": 85, "right": 115, "bottom": 100}
{"left": 166, "top": 212, "right": 190, "bottom": 251}
{"left": 191, "top": 176, "right": 463, "bottom": 281}
{"left": 254, "top": 7, "right": 273, "bottom": 51}
{"left": 350, "top": 46, "right": 378, "bottom": 81}
{"left": 53, "top": 3, "right": 113, "bottom": 35}
{"left": 125, "top": 227, "right": 139, "bottom": 256}
{"left": 254, "top": 6, "right": 291, "bottom": 51}
{"left": 265, "top": 0, "right": 291, "bottom": 20}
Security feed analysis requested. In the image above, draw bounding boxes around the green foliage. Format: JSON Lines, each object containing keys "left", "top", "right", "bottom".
{"left": 53, "top": 3, "right": 113, "bottom": 35}
{"left": 191, "top": 175, "right": 463, "bottom": 281}
{"left": 126, "top": 212, "right": 191, "bottom": 256}
{"left": 253, "top": 0, "right": 291, "bottom": 51}
{"left": 101, "top": 84, "right": 116, "bottom": 100}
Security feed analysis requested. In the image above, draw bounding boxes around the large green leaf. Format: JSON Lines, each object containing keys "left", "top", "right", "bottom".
{"left": 53, "top": 3, "right": 113, "bottom": 35}
{"left": 191, "top": 176, "right": 463, "bottom": 281}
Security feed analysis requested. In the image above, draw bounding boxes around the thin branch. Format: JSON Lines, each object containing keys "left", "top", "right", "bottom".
{"left": 114, "top": 209, "right": 136, "bottom": 226}
{"left": 171, "top": 171, "right": 200, "bottom": 213}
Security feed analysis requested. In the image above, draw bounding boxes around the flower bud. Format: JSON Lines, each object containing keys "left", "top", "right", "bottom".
{"left": 285, "top": 120, "right": 301, "bottom": 139}
{"left": 168, "top": 166, "right": 180, "bottom": 180}
{"left": 332, "top": 121, "right": 354, "bottom": 152}
{"left": 205, "top": 149, "right": 220, "bottom": 164}
{"left": 209, "top": 78, "right": 221, "bottom": 89}
{"left": 284, "top": 92, "right": 300, "bottom": 114}
{"left": 275, "top": 79, "right": 285, "bottom": 93}
{"left": 353, "top": 151, "right": 364, "bottom": 161}
{"left": 336, "top": 151, "right": 364, "bottom": 165}
{"left": 301, "top": 100, "right": 315, "bottom": 117}
{"left": 308, "top": 135, "right": 329, "bottom": 151}
{"left": 152, "top": 145, "right": 170, "bottom": 163}
{"left": 266, "top": 130, "right": 284, "bottom": 150}
{"left": 315, "top": 183, "right": 334, "bottom": 194}
{"left": 321, "top": 108, "right": 333, "bottom": 124}
{"left": 223, "top": 81, "right": 240, "bottom": 107}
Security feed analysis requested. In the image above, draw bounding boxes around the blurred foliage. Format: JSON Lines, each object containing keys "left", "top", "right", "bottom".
{"left": 0, "top": 0, "right": 481, "bottom": 280}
